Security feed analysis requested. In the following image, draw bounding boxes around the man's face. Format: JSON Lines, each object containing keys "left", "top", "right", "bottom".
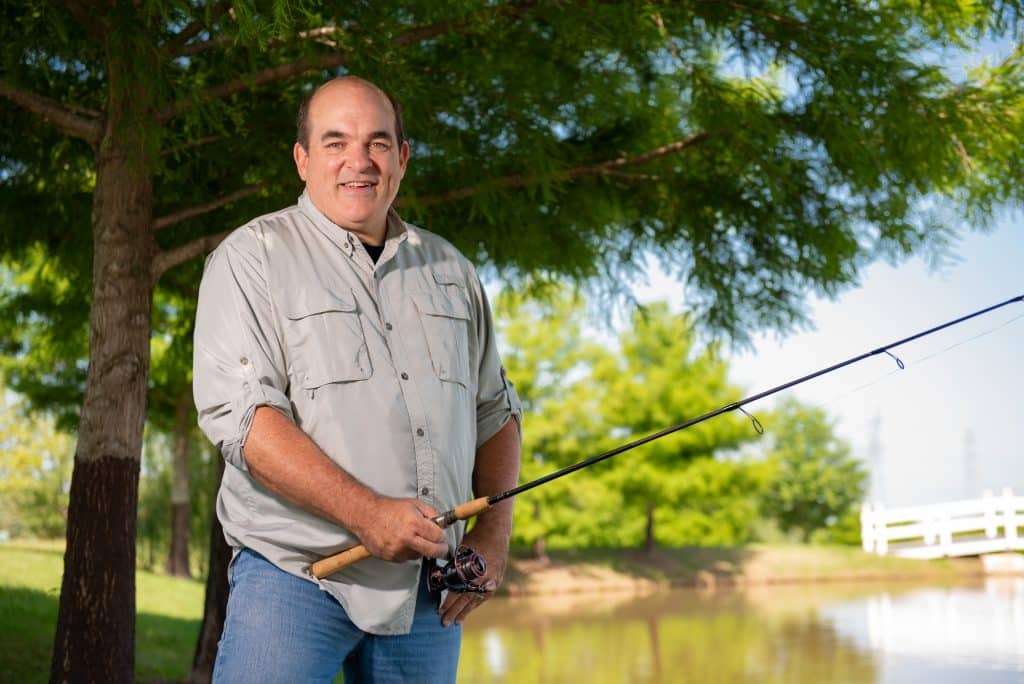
{"left": 293, "top": 80, "right": 409, "bottom": 243}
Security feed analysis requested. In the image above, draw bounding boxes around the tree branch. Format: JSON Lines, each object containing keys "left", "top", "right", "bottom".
{"left": 152, "top": 230, "right": 232, "bottom": 283}
{"left": 410, "top": 131, "right": 714, "bottom": 207}
{"left": 161, "top": 135, "right": 224, "bottom": 157}
{"left": 64, "top": 0, "right": 112, "bottom": 42}
{"left": 0, "top": 80, "right": 103, "bottom": 146}
{"left": 156, "top": 2, "right": 540, "bottom": 123}
{"left": 153, "top": 184, "right": 266, "bottom": 230}
{"left": 393, "top": 1, "right": 537, "bottom": 47}
{"left": 175, "top": 25, "right": 342, "bottom": 58}
{"left": 154, "top": 52, "right": 348, "bottom": 123}
{"left": 165, "top": 2, "right": 233, "bottom": 56}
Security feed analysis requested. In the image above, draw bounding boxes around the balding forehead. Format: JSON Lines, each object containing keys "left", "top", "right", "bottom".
{"left": 313, "top": 76, "right": 392, "bottom": 111}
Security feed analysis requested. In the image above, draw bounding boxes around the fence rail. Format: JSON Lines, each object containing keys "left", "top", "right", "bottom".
{"left": 861, "top": 487, "right": 1024, "bottom": 559}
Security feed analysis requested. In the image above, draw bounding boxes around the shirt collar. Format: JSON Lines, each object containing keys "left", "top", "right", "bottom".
{"left": 296, "top": 190, "right": 408, "bottom": 257}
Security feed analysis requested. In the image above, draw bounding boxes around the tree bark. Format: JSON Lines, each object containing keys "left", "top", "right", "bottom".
{"left": 50, "top": 34, "right": 158, "bottom": 683}
{"left": 531, "top": 500, "right": 548, "bottom": 563}
{"left": 166, "top": 395, "right": 193, "bottom": 578}
{"left": 644, "top": 502, "right": 656, "bottom": 555}
{"left": 189, "top": 458, "right": 230, "bottom": 684}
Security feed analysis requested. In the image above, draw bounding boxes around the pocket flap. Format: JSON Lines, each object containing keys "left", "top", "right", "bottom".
{"left": 411, "top": 290, "right": 470, "bottom": 321}
{"left": 284, "top": 288, "right": 358, "bottom": 320}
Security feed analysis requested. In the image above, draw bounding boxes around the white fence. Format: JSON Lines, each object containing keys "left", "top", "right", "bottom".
{"left": 861, "top": 487, "right": 1024, "bottom": 559}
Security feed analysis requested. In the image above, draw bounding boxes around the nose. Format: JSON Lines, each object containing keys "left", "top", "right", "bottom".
{"left": 343, "top": 144, "right": 373, "bottom": 171}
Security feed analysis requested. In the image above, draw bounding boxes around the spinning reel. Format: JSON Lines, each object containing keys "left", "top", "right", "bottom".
{"left": 426, "top": 545, "right": 487, "bottom": 593}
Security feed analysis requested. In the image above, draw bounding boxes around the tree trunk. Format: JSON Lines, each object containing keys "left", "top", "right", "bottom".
{"left": 531, "top": 500, "right": 548, "bottom": 563}
{"left": 189, "top": 458, "right": 230, "bottom": 684}
{"left": 50, "top": 36, "right": 158, "bottom": 683}
{"left": 644, "top": 503, "right": 655, "bottom": 555}
{"left": 167, "top": 395, "right": 193, "bottom": 578}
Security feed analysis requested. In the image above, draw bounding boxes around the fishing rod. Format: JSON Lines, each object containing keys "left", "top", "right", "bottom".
{"left": 310, "top": 293, "right": 1024, "bottom": 581}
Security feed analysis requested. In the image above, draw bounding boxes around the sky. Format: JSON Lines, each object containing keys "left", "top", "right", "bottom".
{"left": 635, "top": 218, "right": 1023, "bottom": 507}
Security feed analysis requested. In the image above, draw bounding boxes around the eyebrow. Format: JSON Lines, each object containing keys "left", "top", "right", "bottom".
{"left": 320, "top": 129, "right": 395, "bottom": 143}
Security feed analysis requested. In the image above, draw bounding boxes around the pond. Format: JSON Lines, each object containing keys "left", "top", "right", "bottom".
{"left": 458, "top": 577, "right": 1024, "bottom": 683}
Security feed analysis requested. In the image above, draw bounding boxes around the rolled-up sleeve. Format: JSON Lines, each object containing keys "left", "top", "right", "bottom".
{"left": 471, "top": 273, "right": 522, "bottom": 448}
{"left": 193, "top": 231, "right": 292, "bottom": 471}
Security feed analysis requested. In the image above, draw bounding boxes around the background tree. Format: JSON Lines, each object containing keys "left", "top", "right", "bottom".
{"left": 760, "top": 397, "right": 868, "bottom": 542}
{"left": 0, "top": 383, "right": 74, "bottom": 539}
{"left": 502, "top": 296, "right": 763, "bottom": 551}
{"left": 496, "top": 287, "right": 608, "bottom": 557}
{"left": 2, "top": 1, "right": 1022, "bottom": 678}
{"left": 594, "top": 303, "right": 755, "bottom": 552}
{"left": 146, "top": 287, "right": 203, "bottom": 578}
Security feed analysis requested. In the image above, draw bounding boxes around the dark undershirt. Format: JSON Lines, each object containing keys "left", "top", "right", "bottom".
{"left": 362, "top": 241, "right": 384, "bottom": 264}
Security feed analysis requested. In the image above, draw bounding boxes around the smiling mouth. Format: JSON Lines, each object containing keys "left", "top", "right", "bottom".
{"left": 339, "top": 181, "right": 376, "bottom": 189}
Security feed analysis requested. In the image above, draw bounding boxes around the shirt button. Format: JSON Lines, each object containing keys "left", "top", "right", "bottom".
{"left": 416, "top": 428, "right": 424, "bottom": 436}
{"left": 385, "top": 323, "right": 393, "bottom": 331}
{"left": 240, "top": 357, "right": 249, "bottom": 365}
{"left": 400, "top": 372, "right": 409, "bottom": 380}
{"left": 421, "top": 487, "right": 430, "bottom": 496}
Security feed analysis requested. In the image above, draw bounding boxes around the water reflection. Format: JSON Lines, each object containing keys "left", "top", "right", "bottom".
{"left": 458, "top": 578, "right": 1024, "bottom": 683}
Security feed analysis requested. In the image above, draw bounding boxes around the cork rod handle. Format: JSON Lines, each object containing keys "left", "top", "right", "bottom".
{"left": 308, "top": 497, "right": 493, "bottom": 579}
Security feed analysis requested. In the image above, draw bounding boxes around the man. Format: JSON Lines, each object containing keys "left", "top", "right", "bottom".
{"left": 193, "top": 75, "right": 522, "bottom": 683}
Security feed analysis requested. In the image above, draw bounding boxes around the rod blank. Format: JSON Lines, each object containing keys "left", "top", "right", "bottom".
{"left": 310, "top": 293, "right": 1023, "bottom": 578}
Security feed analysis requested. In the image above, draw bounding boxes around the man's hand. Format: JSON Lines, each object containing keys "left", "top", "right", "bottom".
{"left": 353, "top": 497, "right": 449, "bottom": 562}
{"left": 244, "top": 408, "right": 449, "bottom": 564}
{"left": 438, "top": 520, "right": 509, "bottom": 627}
{"left": 439, "top": 416, "right": 520, "bottom": 626}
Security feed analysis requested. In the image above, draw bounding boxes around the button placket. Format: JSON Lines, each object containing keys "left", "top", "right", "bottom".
{"left": 377, "top": 261, "right": 435, "bottom": 511}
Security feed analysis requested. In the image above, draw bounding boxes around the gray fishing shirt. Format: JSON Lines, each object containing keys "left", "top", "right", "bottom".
{"left": 193, "top": 191, "right": 521, "bottom": 635}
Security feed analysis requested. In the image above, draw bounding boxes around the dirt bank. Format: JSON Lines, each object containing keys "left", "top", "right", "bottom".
{"left": 501, "top": 544, "right": 985, "bottom": 596}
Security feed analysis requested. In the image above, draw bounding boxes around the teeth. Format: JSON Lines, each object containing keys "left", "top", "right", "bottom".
{"left": 343, "top": 181, "right": 373, "bottom": 188}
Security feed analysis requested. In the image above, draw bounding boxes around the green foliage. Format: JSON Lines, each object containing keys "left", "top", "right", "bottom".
{"left": 136, "top": 430, "right": 221, "bottom": 575}
{"left": 3, "top": 2, "right": 1023, "bottom": 353}
{"left": 595, "top": 303, "right": 759, "bottom": 548}
{"left": 760, "top": 398, "right": 868, "bottom": 542}
{"left": 500, "top": 290, "right": 868, "bottom": 550}
{"left": 501, "top": 291, "right": 764, "bottom": 550}
{"left": 0, "top": 390, "right": 73, "bottom": 538}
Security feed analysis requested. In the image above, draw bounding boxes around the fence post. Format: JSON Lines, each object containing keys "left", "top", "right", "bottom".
{"left": 861, "top": 502, "right": 874, "bottom": 553}
{"left": 983, "top": 489, "right": 997, "bottom": 539}
{"left": 876, "top": 503, "right": 888, "bottom": 555}
{"left": 939, "top": 506, "right": 953, "bottom": 556}
{"left": 1004, "top": 487, "right": 1018, "bottom": 544}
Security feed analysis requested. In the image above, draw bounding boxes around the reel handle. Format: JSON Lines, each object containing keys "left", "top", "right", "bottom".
{"left": 309, "top": 496, "right": 492, "bottom": 579}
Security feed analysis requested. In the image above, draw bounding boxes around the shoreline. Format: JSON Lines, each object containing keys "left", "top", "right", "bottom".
{"left": 501, "top": 544, "right": 990, "bottom": 596}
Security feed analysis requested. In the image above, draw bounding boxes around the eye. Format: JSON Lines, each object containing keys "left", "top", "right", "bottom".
{"left": 370, "top": 141, "right": 390, "bottom": 151}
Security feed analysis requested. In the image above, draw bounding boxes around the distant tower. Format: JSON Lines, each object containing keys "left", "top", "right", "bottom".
{"left": 963, "top": 429, "right": 977, "bottom": 499}
{"left": 866, "top": 413, "right": 885, "bottom": 504}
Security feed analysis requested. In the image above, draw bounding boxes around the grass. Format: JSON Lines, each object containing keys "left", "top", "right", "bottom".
{"left": 0, "top": 540, "right": 204, "bottom": 684}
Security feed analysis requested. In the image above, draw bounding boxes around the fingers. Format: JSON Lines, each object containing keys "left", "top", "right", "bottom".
{"left": 439, "top": 580, "right": 496, "bottom": 627}
{"left": 360, "top": 497, "right": 449, "bottom": 561}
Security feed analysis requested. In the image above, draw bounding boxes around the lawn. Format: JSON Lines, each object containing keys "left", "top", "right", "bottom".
{"left": 0, "top": 541, "right": 205, "bottom": 684}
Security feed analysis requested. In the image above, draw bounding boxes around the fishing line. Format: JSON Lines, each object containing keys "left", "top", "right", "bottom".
{"left": 813, "top": 309, "right": 1024, "bottom": 407}
{"left": 309, "top": 293, "right": 1023, "bottom": 579}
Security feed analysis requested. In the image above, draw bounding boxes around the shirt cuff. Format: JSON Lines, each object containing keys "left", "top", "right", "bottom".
{"left": 475, "top": 366, "right": 523, "bottom": 449}
{"left": 224, "top": 368, "right": 293, "bottom": 472}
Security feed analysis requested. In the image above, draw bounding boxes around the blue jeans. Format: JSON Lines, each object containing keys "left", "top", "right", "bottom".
{"left": 213, "top": 549, "right": 462, "bottom": 683}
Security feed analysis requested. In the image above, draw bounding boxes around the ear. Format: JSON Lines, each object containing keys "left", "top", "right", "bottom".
{"left": 293, "top": 142, "right": 309, "bottom": 181}
{"left": 398, "top": 140, "right": 410, "bottom": 174}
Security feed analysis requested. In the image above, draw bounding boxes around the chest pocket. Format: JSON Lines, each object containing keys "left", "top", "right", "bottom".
{"left": 283, "top": 288, "right": 372, "bottom": 390}
{"left": 411, "top": 288, "right": 472, "bottom": 389}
